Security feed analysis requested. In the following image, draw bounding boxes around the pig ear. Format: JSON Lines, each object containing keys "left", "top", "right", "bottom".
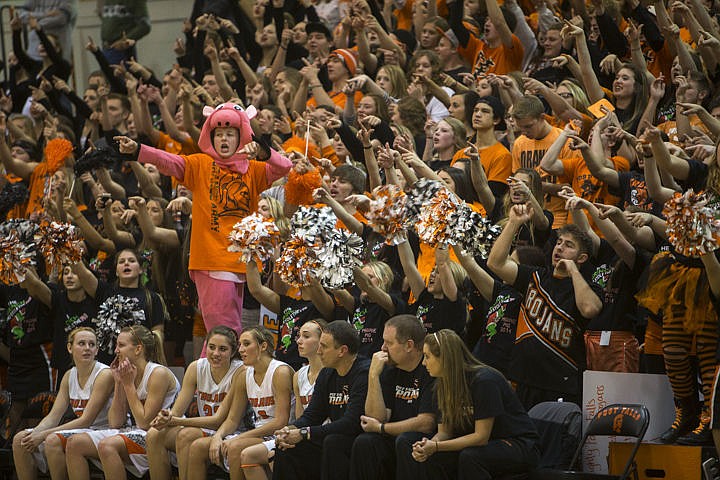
{"left": 244, "top": 105, "right": 257, "bottom": 120}
{"left": 202, "top": 106, "right": 215, "bottom": 117}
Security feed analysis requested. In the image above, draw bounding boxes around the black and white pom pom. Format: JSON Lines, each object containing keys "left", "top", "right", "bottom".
{"left": 93, "top": 295, "right": 146, "bottom": 353}
{"left": 316, "top": 228, "right": 364, "bottom": 289}
{"left": 452, "top": 206, "right": 502, "bottom": 258}
{"left": 290, "top": 206, "right": 337, "bottom": 242}
{"left": 405, "top": 178, "right": 445, "bottom": 226}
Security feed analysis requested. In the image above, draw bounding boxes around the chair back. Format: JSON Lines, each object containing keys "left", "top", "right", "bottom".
{"left": 569, "top": 404, "right": 650, "bottom": 480}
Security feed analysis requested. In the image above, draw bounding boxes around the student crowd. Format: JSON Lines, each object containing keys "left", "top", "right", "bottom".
{"left": 3, "top": 0, "right": 720, "bottom": 477}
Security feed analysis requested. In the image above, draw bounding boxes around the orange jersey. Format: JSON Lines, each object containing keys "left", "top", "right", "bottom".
{"left": 156, "top": 131, "right": 201, "bottom": 155}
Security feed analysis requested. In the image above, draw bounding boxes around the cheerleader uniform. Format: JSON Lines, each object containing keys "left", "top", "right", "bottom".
{"left": 223, "top": 359, "right": 293, "bottom": 467}
{"left": 87, "top": 362, "right": 179, "bottom": 477}
{"left": 31, "top": 361, "right": 111, "bottom": 472}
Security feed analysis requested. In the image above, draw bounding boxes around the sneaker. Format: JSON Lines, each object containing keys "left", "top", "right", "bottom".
{"left": 660, "top": 401, "right": 698, "bottom": 444}
{"left": 677, "top": 413, "right": 713, "bottom": 445}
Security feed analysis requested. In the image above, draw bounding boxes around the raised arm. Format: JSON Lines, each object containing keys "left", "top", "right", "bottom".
{"left": 18, "top": 267, "right": 52, "bottom": 308}
{"left": 354, "top": 267, "right": 395, "bottom": 314}
{"left": 398, "top": 236, "right": 426, "bottom": 299}
{"left": 562, "top": 21, "right": 604, "bottom": 103}
{"left": 130, "top": 197, "right": 180, "bottom": 248}
{"left": 467, "top": 146, "right": 496, "bottom": 214}
{"left": 245, "top": 260, "right": 281, "bottom": 314}
{"left": 484, "top": 0, "right": 513, "bottom": 47}
{"left": 487, "top": 204, "right": 530, "bottom": 285}
{"left": 452, "top": 246, "right": 495, "bottom": 301}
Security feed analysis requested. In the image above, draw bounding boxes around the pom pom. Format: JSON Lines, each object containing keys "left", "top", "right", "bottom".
{"left": 316, "top": 228, "right": 364, "bottom": 289}
{"left": 290, "top": 206, "right": 337, "bottom": 241}
{"left": 93, "top": 295, "right": 146, "bottom": 354}
{"left": 74, "top": 147, "right": 119, "bottom": 176}
{"left": 0, "top": 231, "right": 36, "bottom": 285}
{"left": 274, "top": 234, "right": 322, "bottom": 287}
{"left": 664, "top": 189, "right": 720, "bottom": 257}
{"left": 284, "top": 169, "right": 323, "bottom": 206}
{"left": 365, "top": 185, "right": 408, "bottom": 245}
{"left": 0, "top": 183, "right": 30, "bottom": 219}
{"left": 416, "top": 187, "right": 463, "bottom": 246}
{"left": 0, "top": 219, "right": 39, "bottom": 244}
{"left": 44, "top": 138, "right": 74, "bottom": 174}
{"left": 405, "top": 178, "right": 445, "bottom": 226}
{"left": 282, "top": 135, "right": 320, "bottom": 161}
{"left": 451, "top": 206, "right": 502, "bottom": 258}
{"left": 35, "top": 221, "right": 84, "bottom": 276}
{"left": 228, "top": 213, "right": 281, "bottom": 263}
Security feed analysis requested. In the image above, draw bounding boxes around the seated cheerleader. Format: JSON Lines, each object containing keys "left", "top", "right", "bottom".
{"left": 64, "top": 326, "right": 179, "bottom": 480}
{"left": 397, "top": 329, "right": 540, "bottom": 479}
{"left": 245, "top": 258, "right": 334, "bottom": 370}
{"left": 12, "top": 328, "right": 114, "bottom": 480}
{"left": 334, "top": 262, "right": 406, "bottom": 356}
{"left": 146, "top": 326, "right": 244, "bottom": 480}
{"left": 186, "top": 327, "right": 293, "bottom": 480}
{"left": 398, "top": 238, "right": 468, "bottom": 335}
{"left": 237, "top": 320, "right": 325, "bottom": 480}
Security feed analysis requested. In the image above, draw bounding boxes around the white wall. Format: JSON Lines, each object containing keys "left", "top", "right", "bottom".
{"left": 1, "top": 0, "right": 193, "bottom": 91}
{"left": 73, "top": 0, "right": 193, "bottom": 90}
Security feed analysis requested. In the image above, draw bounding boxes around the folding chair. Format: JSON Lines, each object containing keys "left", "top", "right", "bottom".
{"left": 530, "top": 403, "right": 650, "bottom": 480}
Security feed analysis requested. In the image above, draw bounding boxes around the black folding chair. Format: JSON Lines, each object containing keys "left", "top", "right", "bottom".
{"left": 530, "top": 403, "right": 650, "bottom": 480}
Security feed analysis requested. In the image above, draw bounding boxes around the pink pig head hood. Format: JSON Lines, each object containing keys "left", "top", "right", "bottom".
{"left": 197, "top": 103, "right": 257, "bottom": 174}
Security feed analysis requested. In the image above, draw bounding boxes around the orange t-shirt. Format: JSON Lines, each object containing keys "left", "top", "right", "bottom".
{"left": 156, "top": 131, "right": 201, "bottom": 155}
{"left": 183, "top": 155, "right": 270, "bottom": 273}
{"left": 307, "top": 90, "right": 363, "bottom": 110}
{"left": 458, "top": 34, "right": 524, "bottom": 76}
{"left": 657, "top": 116, "right": 710, "bottom": 145}
{"left": 393, "top": 0, "right": 414, "bottom": 31}
{"left": 558, "top": 155, "right": 630, "bottom": 236}
{"left": 512, "top": 126, "right": 573, "bottom": 229}
{"left": 451, "top": 141, "right": 511, "bottom": 187}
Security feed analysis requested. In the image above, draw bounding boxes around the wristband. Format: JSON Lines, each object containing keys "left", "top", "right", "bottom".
{"left": 309, "top": 84, "right": 322, "bottom": 89}
{"left": 380, "top": 423, "right": 386, "bottom": 435}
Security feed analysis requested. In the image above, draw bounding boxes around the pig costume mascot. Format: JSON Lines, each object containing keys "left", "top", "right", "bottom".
{"left": 115, "top": 103, "right": 292, "bottom": 348}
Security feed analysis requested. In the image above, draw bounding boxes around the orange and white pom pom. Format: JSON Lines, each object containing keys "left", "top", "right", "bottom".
{"left": 366, "top": 185, "right": 407, "bottom": 245}
{"left": 35, "top": 221, "right": 83, "bottom": 276}
{"left": 228, "top": 213, "right": 281, "bottom": 263}
{"left": 0, "top": 231, "right": 35, "bottom": 285}
{"left": 274, "top": 234, "right": 321, "bottom": 288}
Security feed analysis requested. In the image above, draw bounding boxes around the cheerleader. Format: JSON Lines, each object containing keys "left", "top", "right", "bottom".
{"left": 146, "top": 326, "right": 243, "bottom": 480}
{"left": 65, "top": 326, "right": 179, "bottom": 480}
{"left": 239, "top": 320, "right": 325, "bottom": 480}
{"left": 12, "top": 328, "right": 113, "bottom": 480}
{"left": 185, "top": 327, "right": 293, "bottom": 480}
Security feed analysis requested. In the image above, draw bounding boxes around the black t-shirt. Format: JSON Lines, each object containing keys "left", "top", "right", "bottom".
{"left": 294, "top": 357, "right": 370, "bottom": 440}
{"left": 95, "top": 282, "right": 167, "bottom": 329}
{"left": 352, "top": 293, "right": 407, "bottom": 357}
{"left": 585, "top": 241, "right": 646, "bottom": 332}
{"left": 509, "top": 265, "right": 602, "bottom": 395}
{"left": 276, "top": 295, "right": 322, "bottom": 370}
{"left": 608, "top": 170, "right": 662, "bottom": 216}
{"left": 380, "top": 360, "right": 436, "bottom": 423}
{"left": 467, "top": 367, "right": 539, "bottom": 445}
{"left": 410, "top": 288, "right": 467, "bottom": 335}
{"left": 49, "top": 285, "right": 102, "bottom": 373}
{"left": 472, "top": 281, "right": 522, "bottom": 376}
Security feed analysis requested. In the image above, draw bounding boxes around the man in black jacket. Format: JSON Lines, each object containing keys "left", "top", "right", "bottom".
{"left": 273, "top": 321, "right": 370, "bottom": 480}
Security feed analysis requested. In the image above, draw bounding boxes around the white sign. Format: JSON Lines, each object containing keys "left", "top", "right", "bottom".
{"left": 582, "top": 371, "right": 675, "bottom": 473}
